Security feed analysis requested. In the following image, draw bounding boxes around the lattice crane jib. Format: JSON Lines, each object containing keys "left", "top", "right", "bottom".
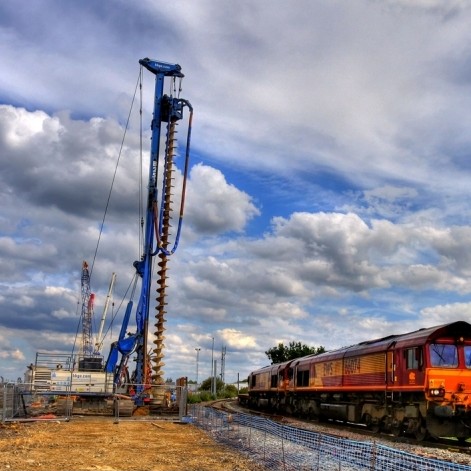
{"left": 80, "top": 261, "right": 94, "bottom": 359}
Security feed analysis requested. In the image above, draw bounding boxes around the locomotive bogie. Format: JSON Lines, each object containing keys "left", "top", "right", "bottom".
{"left": 245, "top": 321, "right": 471, "bottom": 440}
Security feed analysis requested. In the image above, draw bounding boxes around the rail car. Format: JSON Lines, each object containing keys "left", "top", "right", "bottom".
{"left": 242, "top": 321, "right": 471, "bottom": 441}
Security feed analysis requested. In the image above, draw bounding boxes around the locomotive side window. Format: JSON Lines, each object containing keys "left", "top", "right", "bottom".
{"left": 465, "top": 346, "right": 471, "bottom": 369}
{"left": 296, "top": 369, "right": 309, "bottom": 387}
{"left": 429, "top": 344, "right": 458, "bottom": 368}
{"left": 251, "top": 375, "right": 256, "bottom": 387}
{"left": 288, "top": 368, "right": 293, "bottom": 380}
{"left": 271, "top": 374, "right": 277, "bottom": 388}
{"left": 405, "top": 347, "right": 422, "bottom": 370}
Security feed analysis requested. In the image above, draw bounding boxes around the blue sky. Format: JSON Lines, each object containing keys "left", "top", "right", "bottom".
{"left": 2, "top": 0, "right": 471, "bottom": 384}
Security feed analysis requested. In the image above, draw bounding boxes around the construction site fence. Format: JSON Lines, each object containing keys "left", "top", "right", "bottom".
{"left": 188, "top": 405, "right": 471, "bottom": 471}
{"left": 1, "top": 381, "right": 187, "bottom": 423}
{"left": 1, "top": 382, "right": 23, "bottom": 422}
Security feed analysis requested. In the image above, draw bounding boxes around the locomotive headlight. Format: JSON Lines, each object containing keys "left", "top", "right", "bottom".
{"left": 430, "top": 388, "right": 445, "bottom": 397}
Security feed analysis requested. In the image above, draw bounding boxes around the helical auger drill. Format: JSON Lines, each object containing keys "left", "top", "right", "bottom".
{"left": 153, "top": 94, "right": 193, "bottom": 391}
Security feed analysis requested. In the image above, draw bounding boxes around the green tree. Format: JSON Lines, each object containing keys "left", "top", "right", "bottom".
{"left": 199, "top": 376, "right": 224, "bottom": 393}
{"left": 221, "top": 384, "right": 238, "bottom": 398}
{"left": 265, "top": 341, "right": 325, "bottom": 364}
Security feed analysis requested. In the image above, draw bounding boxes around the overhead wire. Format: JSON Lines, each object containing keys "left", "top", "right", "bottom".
{"left": 71, "top": 297, "right": 82, "bottom": 357}
{"left": 89, "top": 69, "right": 142, "bottom": 282}
{"left": 81, "top": 68, "right": 142, "bottom": 355}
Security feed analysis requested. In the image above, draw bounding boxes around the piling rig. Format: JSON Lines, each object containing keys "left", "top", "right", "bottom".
{"left": 105, "top": 58, "right": 193, "bottom": 409}
{"left": 24, "top": 58, "right": 191, "bottom": 415}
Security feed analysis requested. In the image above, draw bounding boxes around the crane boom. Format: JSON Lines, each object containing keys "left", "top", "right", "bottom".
{"left": 80, "top": 261, "right": 94, "bottom": 358}
{"left": 94, "top": 272, "right": 116, "bottom": 355}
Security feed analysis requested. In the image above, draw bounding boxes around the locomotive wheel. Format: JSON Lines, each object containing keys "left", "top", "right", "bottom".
{"left": 370, "top": 422, "right": 381, "bottom": 434}
{"left": 415, "top": 424, "right": 428, "bottom": 442}
{"left": 365, "top": 414, "right": 381, "bottom": 434}
{"left": 391, "top": 424, "right": 403, "bottom": 437}
{"left": 308, "top": 407, "right": 315, "bottom": 420}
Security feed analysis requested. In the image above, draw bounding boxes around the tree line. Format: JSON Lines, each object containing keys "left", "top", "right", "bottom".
{"left": 265, "top": 341, "right": 326, "bottom": 364}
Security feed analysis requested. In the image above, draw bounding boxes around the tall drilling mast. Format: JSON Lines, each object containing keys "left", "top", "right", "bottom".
{"left": 105, "top": 58, "right": 193, "bottom": 409}
{"left": 140, "top": 58, "right": 193, "bottom": 407}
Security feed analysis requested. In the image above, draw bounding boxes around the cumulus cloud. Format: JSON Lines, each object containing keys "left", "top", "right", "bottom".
{"left": 11, "top": 349, "right": 25, "bottom": 361}
{"left": 0, "top": 105, "right": 138, "bottom": 220}
{"left": 419, "top": 302, "right": 471, "bottom": 326}
{"left": 219, "top": 328, "right": 256, "bottom": 349}
{"left": 3, "top": 96, "right": 471, "bottom": 382}
{"left": 3, "top": 1, "right": 471, "bottom": 384}
{"left": 169, "top": 209, "right": 471, "bottom": 353}
{"left": 262, "top": 212, "right": 471, "bottom": 292}
{"left": 186, "top": 164, "right": 260, "bottom": 234}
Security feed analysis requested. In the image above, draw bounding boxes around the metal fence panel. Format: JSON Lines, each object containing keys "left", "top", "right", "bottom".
{"left": 1, "top": 381, "right": 187, "bottom": 422}
{"left": 189, "top": 405, "right": 471, "bottom": 471}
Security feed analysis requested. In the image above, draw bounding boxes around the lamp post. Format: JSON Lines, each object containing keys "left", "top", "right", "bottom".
{"left": 195, "top": 347, "right": 201, "bottom": 385}
{"left": 211, "top": 337, "right": 215, "bottom": 396}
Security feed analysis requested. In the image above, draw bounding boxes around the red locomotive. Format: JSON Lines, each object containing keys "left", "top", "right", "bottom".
{"left": 243, "top": 321, "right": 471, "bottom": 440}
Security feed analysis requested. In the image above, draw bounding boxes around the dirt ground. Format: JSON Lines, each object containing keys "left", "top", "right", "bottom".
{"left": 0, "top": 418, "right": 265, "bottom": 471}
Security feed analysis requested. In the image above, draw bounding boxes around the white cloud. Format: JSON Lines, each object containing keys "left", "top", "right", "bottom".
{"left": 419, "top": 302, "right": 471, "bottom": 326}
{"left": 13, "top": 295, "right": 34, "bottom": 308}
{"left": 0, "top": 348, "right": 25, "bottom": 361}
{"left": 11, "top": 349, "right": 25, "bottom": 361}
{"left": 52, "top": 308, "right": 74, "bottom": 320}
{"left": 219, "top": 329, "right": 256, "bottom": 349}
{"left": 186, "top": 164, "right": 260, "bottom": 234}
{"left": 3, "top": 1, "right": 471, "bottom": 384}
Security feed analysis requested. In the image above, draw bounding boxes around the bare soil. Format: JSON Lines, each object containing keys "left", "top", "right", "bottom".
{"left": 0, "top": 418, "right": 265, "bottom": 471}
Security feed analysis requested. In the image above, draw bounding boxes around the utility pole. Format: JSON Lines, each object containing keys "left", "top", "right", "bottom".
{"left": 211, "top": 337, "right": 215, "bottom": 396}
{"left": 213, "top": 359, "right": 217, "bottom": 396}
{"left": 220, "top": 346, "right": 226, "bottom": 383}
{"left": 195, "top": 347, "right": 201, "bottom": 385}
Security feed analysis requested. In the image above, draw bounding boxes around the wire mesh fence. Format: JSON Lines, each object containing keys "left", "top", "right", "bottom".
{"left": 1, "top": 382, "right": 19, "bottom": 421}
{"left": 1, "top": 381, "right": 77, "bottom": 422}
{"left": 189, "top": 405, "right": 471, "bottom": 471}
{"left": 1, "top": 381, "right": 185, "bottom": 423}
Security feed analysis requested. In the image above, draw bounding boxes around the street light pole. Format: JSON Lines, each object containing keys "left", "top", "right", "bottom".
{"left": 211, "top": 337, "right": 215, "bottom": 396}
{"left": 195, "top": 347, "right": 201, "bottom": 385}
